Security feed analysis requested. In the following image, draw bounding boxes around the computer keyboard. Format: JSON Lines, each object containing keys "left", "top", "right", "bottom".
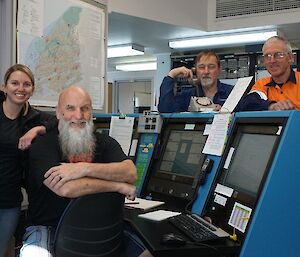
{"left": 168, "top": 213, "right": 219, "bottom": 242}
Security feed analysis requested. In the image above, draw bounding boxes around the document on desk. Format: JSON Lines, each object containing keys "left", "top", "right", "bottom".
{"left": 109, "top": 116, "right": 134, "bottom": 155}
{"left": 202, "top": 113, "right": 231, "bottom": 156}
{"left": 125, "top": 197, "right": 165, "bottom": 210}
{"left": 138, "top": 210, "right": 181, "bottom": 222}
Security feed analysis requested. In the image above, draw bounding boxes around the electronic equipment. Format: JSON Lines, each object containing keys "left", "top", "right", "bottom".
{"left": 199, "top": 158, "right": 214, "bottom": 185}
{"left": 93, "top": 116, "right": 111, "bottom": 135}
{"left": 143, "top": 117, "right": 211, "bottom": 209}
{"left": 175, "top": 67, "right": 198, "bottom": 87}
{"left": 135, "top": 112, "right": 162, "bottom": 196}
{"left": 168, "top": 213, "right": 228, "bottom": 242}
{"left": 137, "top": 111, "right": 163, "bottom": 133}
{"left": 188, "top": 96, "right": 216, "bottom": 112}
{"left": 160, "top": 233, "right": 186, "bottom": 246}
{"left": 202, "top": 115, "right": 285, "bottom": 243}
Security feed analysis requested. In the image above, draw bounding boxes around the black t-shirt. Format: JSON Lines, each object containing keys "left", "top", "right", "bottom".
{"left": 0, "top": 104, "right": 23, "bottom": 208}
{"left": 0, "top": 94, "right": 57, "bottom": 208}
{"left": 26, "top": 129, "right": 129, "bottom": 226}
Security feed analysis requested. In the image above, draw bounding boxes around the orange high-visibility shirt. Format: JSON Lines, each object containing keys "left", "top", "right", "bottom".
{"left": 251, "top": 70, "right": 300, "bottom": 109}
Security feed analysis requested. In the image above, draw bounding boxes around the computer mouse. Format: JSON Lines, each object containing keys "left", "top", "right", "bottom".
{"left": 160, "top": 233, "right": 186, "bottom": 246}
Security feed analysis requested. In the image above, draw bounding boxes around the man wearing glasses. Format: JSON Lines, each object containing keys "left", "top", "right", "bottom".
{"left": 158, "top": 50, "right": 233, "bottom": 112}
{"left": 236, "top": 36, "right": 300, "bottom": 111}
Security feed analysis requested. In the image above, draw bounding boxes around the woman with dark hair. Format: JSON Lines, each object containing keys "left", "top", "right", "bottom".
{"left": 0, "top": 64, "right": 56, "bottom": 256}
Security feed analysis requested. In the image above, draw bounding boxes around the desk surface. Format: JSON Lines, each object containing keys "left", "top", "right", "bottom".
{"left": 125, "top": 208, "right": 241, "bottom": 257}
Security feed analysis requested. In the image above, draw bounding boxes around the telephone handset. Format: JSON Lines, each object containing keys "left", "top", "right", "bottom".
{"left": 199, "top": 158, "right": 214, "bottom": 185}
{"left": 188, "top": 67, "right": 199, "bottom": 86}
{"left": 175, "top": 67, "right": 199, "bottom": 86}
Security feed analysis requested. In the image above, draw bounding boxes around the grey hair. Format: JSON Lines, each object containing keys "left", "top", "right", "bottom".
{"left": 262, "top": 35, "right": 292, "bottom": 53}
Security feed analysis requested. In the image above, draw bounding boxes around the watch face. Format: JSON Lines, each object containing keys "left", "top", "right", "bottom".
{"left": 196, "top": 97, "right": 213, "bottom": 106}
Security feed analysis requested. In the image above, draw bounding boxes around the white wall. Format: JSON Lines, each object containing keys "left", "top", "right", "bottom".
{"left": 108, "top": 0, "right": 208, "bottom": 31}
{"left": 109, "top": 0, "right": 300, "bottom": 34}
{"left": 107, "top": 70, "right": 156, "bottom": 83}
{"left": 154, "top": 53, "right": 171, "bottom": 110}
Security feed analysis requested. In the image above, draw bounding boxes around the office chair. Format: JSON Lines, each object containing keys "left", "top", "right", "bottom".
{"left": 52, "top": 192, "right": 125, "bottom": 257}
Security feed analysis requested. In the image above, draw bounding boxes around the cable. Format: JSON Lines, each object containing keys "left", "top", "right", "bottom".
{"left": 184, "top": 189, "right": 198, "bottom": 212}
{"left": 229, "top": 227, "right": 237, "bottom": 241}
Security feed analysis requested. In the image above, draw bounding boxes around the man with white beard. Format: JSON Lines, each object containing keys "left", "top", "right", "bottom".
{"left": 21, "top": 86, "right": 152, "bottom": 257}
{"left": 158, "top": 50, "right": 232, "bottom": 112}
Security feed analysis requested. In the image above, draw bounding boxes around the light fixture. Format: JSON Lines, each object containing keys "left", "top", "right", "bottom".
{"left": 169, "top": 30, "right": 277, "bottom": 49}
{"left": 107, "top": 44, "right": 144, "bottom": 58}
{"left": 116, "top": 62, "right": 157, "bottom": 71}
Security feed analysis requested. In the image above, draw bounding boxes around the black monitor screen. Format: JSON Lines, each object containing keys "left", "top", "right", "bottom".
{"left": 159, "top": 130, "right": 206, "bottom": 177}
{"left": 203, "top": 119, "right": 284, "bottom": 243}
{"left": 144, "top": 119, "right": 209, "bottom": 206}
{"left": 224, "top": 133, "right": 277, "bottom": 196}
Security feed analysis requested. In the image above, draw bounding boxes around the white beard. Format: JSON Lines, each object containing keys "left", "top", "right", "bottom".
{"left": 58, "top": 118, "right": 96, "bottom": 162}
{"left": 200, "top": 77, "right": 213, "bottom": 89}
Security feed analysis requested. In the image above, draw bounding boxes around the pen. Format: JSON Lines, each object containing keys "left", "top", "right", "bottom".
{"left": 124, "top": 202, "right": 139, "bottom": 205}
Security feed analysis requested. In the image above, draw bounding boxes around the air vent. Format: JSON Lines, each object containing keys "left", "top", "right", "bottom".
{"left": 216, "top": 0, "right": 300, "bottom": 19}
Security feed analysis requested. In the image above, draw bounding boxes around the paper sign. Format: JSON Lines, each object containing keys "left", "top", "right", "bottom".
{"left": 202, "top": 113, "right": 231, "bottom": 156}
{"left": 221, "top": 76, "right": 253, "bottom": 113}
{"left": 109, "top": 116, "right": 134, "bottom": 155}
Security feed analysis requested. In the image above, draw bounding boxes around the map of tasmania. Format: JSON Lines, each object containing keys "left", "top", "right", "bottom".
{"left": 18, "top": 0, "right": 105, "bottom": 109}
{"left": 26, "top": 7, "right": 82, "bottom": 100}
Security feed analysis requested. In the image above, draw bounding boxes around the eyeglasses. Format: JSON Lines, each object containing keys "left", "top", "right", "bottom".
{"left": 262, "top": 52, "right": 289, "bottom": 61}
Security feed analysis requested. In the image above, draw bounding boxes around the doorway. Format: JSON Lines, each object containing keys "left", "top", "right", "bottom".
{"left": 114, "top": 80, "right": 152, "bottom": 113}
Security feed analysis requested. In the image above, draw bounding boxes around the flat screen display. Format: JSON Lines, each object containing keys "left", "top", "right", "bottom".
{"left": 224, "top": 133, "right": 277, "bottom": 195}
{"left": 158, "top": 130, "right": 206, "bottom": 177}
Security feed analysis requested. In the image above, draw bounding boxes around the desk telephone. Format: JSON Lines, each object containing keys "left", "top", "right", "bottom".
{"left": 188, "top": 96, "right": 215, "bottom": 112}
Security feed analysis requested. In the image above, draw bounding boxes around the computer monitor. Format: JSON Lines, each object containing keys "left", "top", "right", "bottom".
{"left": 143, "top": 117, "right": 211, "bottom": 209}
{"left": 223, "top": 132, "right": 277, "bottom": 196}
{"left": 93, "top": 116, "right": 111, "bottom": 135}
{"left": 203, "top": 116, "right": 285, "bottom": 242}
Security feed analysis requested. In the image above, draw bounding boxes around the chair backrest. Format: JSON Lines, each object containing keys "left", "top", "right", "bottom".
{"left": 53, "top": 192, "right": 125, "bottom": 257}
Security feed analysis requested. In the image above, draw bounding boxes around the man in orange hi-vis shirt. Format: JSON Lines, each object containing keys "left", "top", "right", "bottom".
{"left": 236, "top": 36, "right": 300, "bottom": 111}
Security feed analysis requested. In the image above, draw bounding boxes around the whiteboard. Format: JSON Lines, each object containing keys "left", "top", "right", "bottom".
{"left": 17, "top": 0, "right": 106, "bottom": 110}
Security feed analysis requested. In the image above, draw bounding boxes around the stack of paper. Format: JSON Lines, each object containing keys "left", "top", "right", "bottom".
{"left": 138, "top": 210, "right": 181, "bottom": 221}
{"left": 124, "top": 197, "right": 165, "bottom": 210}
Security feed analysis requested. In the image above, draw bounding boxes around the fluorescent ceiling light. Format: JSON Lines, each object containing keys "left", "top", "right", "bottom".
{"left": 107, "top": 44, "right": 144, "bottom": 58}
{"left": 169, "top": 30, "right": 277, "bottom": 49}
{"left": 116, "top": 62, "right": 157, "bottom": 71}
